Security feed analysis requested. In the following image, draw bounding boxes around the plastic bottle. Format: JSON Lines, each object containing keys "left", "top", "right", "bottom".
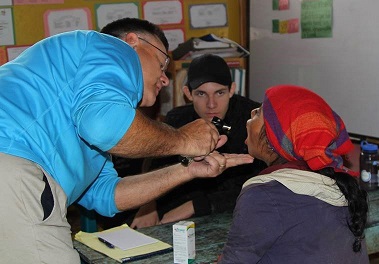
{"left": 360, "top": 141, "right": 379, "bottom": 191}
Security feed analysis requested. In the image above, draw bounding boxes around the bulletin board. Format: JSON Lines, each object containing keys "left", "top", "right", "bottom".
{"left": 176, "top": 0, "right": 244, "bottom": 43}
{"left": 0, "top": 0, "right": 244, "bottom": 63}
{"left": 9, "top": 0, "right": 140, "bottom": 45}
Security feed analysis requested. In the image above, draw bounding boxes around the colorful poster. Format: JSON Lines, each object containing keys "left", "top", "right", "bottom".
{"left": 301, "top": 0, "right": 332, "bottom": 38}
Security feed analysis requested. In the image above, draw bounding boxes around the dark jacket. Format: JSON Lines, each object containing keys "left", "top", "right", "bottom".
{"left": 219, "top": 162, "right": 369, "bottom": 264}
{"left": 150, "top": 95, "right": 267, "bottom": 217}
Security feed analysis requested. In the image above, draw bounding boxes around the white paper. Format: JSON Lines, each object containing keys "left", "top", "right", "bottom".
{"left": 96, "top": 3, "right": 139, "bottom": 30}
{"left": 189, "top": 4, "right": 227, "bottom": 28}
{"left": 0, "top": 0, "right": 12, "bottom": 6}
{"left": 98, "top": 228, "right": 158, "bottom": 251}
{"left": 7, "top": 46, "right": 30, "bottom": 61}
{"left": 44, "top": 8, "right": 92, "bottom": 37}
{"left": 0, "top": 8, "right": 14, "bottom": 46}
{"left": 143, "top": 0, "right": 183, "bottom": 25}
{"left": 163, "top": 28, "right": 184, "bottom": 51}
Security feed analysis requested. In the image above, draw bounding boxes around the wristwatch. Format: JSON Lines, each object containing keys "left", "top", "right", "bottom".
{"left": 180, "top": 156, "right": 194, "bottom": 167}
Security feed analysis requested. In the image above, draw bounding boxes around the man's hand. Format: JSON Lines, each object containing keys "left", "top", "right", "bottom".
{"left": 178, "top": 119, "right": 220, "bottom": 157}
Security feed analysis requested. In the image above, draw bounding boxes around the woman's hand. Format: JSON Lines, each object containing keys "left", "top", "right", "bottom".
{"left": 188, "top": 151, "right": 254, "bottom": 179}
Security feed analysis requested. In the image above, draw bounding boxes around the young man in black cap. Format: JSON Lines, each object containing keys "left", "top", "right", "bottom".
{"left": 129, "top": 54, "right": 266, "bottom": 228}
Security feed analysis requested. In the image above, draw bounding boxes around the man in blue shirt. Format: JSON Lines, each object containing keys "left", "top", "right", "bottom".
{"left": 0, "top": 18, "right": 252, "bottom": 263}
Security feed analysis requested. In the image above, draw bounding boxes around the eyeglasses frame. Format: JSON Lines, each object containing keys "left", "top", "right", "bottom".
{"left": 137, "top": 36, "right": 170, "bottom": 72}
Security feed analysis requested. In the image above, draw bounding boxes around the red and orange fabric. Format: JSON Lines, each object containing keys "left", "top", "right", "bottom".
{"left": 262, "top": 85, "right": 358, "bottom": 177}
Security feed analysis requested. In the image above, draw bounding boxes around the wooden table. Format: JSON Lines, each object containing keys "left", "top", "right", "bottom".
{"left": 74, "top": 212, "right": 233, "bottom": 264}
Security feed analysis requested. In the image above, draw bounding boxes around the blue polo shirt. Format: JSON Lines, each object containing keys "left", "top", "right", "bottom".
{"left": 0, "top": 30, "right": 143, "bottom": 216}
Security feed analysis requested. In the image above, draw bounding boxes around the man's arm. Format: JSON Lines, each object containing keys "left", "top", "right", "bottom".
{"left": 109, "top": 110, "right": 219, "bottom": 158}
{"left": 114, "top": 152, "right": 254, "bottom": 211}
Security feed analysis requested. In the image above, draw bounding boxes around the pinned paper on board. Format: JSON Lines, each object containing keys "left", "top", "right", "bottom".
{"left": 279, "top": 20, "right": 288, "bottom": 34}
{"left": 0, "top": 0, "right": 12, "bottom": 5}
{"left": 287, "top": 18, "right": 299, "bottom": 33}
{"left": 0, "top": 8, "right": 14, "bottom": 46}
{"left": 301, "top": 0, "right": 332, "bottom": 38}
{"left": 44, "top": 8, "right": 92, "bottom": 37}
{"left": 272, "top": 19, "right": 279, "bottom": 33}
{"left": 143, "top": 0, "right": 184, "bottom": 26}
{"left": 6, "top": 45, "right": 30, "bottom": 61}
{"left": 163, "top": 28, "right": 185, "bottom": 52}
{"left": 279, "top": 0, "right": 289, "bottom": 10}
{"left": 95, "top": 2, "right": 139, "bottom": 30}
{"left": 272, "top": 18, "right": 298, "bottom": 34}
{"left": 189, "top": 4, "right": 227, "bottom": 28}
{"left": 273, "top": 0, "right": 289, "bottom": 10}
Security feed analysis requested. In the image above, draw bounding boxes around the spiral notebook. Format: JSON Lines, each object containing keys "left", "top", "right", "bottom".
{"left": 75, "top": 224, "right": 172, "bottom": 263}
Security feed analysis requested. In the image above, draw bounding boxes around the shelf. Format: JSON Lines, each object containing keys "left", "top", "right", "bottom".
{"left": 170, "top": 57, "right": 246, "bottom": 72}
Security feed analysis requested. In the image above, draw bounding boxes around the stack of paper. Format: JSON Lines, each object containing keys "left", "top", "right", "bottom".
{"left": 172, "top": 34, "right": 250, "bottom": 60}
{"left": 75, "top": 224, "right": 172, "bottom": 263}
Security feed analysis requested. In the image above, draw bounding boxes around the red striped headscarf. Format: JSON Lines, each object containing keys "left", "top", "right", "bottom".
{"left": 263, "top": 85, "right": 358, "bottom": 177}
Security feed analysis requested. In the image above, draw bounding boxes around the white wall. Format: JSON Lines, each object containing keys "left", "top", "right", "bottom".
{"left": 249, "top": 0, "right": 379, "bottom": 138}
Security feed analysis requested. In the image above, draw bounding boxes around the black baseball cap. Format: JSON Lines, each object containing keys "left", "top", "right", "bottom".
{"left": 187, "top": 54, "right": 232, "bottom": 91}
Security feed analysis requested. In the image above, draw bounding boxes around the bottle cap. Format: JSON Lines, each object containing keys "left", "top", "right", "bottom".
{"left": 361, "top": 141, "right": 378, "bottom": 152}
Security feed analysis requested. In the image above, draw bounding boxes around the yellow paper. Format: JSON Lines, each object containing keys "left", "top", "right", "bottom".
{"left": 75, "top": 224, "right": 172, "bottom": 263}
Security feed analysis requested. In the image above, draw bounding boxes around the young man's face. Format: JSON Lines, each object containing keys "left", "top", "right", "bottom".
{"left": 183, "top": 82, "right": 236, "bottom": 121}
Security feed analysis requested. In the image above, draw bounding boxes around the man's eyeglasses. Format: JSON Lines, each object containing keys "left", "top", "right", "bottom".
{"left": 137, "top": 36, "right": 170, "bottom": 72}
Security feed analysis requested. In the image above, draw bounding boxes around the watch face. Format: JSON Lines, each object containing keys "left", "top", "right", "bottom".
{"left": 180, "top": 156, "right": 193, "bottom": 167}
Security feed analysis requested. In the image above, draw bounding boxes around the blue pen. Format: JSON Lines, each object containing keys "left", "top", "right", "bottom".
{"left": 98, "top": 237, "right": 115, "bottom": 248}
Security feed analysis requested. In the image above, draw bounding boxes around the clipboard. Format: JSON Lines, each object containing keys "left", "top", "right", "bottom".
{"left": 75, "top": 224, "right": 172, "bottom": 263}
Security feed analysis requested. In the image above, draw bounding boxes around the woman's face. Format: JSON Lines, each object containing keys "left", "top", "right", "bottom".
{"left": 246, "top": 106, "right": 266, "bottom": 161}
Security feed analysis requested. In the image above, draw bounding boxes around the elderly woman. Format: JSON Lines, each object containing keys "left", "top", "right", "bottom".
{"left": 218, "top": 85, "right": 369, "bottom": 263}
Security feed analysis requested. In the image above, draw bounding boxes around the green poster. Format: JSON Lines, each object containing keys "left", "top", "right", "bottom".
{"left": 301, "top": 0, "right": 333, "bottom": 38}
{"left": 272, "top": 19, "right": 279, "bottom": 33}
{"left": 273, "top": 0, "right": 279, "bottom": 10}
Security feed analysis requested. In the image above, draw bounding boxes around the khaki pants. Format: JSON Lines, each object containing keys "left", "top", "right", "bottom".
{"left": 0, "top": 153, "right": 80, "bottom": 264}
